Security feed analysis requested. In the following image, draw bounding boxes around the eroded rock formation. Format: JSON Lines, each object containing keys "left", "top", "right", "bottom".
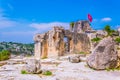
{"left": 70, "top": 20, "right": 92, "bottom": 33}
{"left": 87, "top": 37, "right": 118, "bottom": 70}
{"left": 22, "top": 59, "right": 41, "bottom": 74}
{"left": 34, "top": 20, "right": 91, "bottom": 59}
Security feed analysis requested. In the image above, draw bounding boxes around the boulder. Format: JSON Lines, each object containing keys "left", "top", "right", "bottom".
{"left": 87, "top": 37, "right": 118, "bottom": 70}
{"left": 22, "top": 59, "right": 41, "bottom": 74}
{"left": 68, "top": 55, "right": 81, "bottom": 63}
{"left": 96, "top": 30, "right": 107, "bottom": 38}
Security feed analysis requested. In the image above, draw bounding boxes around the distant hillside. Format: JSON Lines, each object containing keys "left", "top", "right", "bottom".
{"left": 0, "top": 42, "right": 34, "bottom": 55}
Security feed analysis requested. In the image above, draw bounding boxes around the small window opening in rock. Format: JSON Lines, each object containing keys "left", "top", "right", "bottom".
{"left": 64, "top": 37, "right": 67, "bottom": 42}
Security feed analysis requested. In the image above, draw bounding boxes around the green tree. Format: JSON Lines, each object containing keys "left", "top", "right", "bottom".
{"left": 0, "top": 46, "right": 4, "bottom": 51}
{"left": 115, "top": 37, "right": 120, "bottom": 43}
{"left": 70, "top": 22, "right": 74, "bottom": 31}
{"left": 91, "top": 37, "right": 101, "bottom": 42}
{"left": 104, "top": 25, "right": 111, "bottom": 35}
{"left": 0, "top": 50, "right": 11, "bottom": 61}
{"left": 104, "top": 25, "right": 116, "bottom": 36}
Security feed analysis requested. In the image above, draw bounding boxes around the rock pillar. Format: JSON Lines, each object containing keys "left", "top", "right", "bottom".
{"left": 34, "top": 41, "right": 41, "bottom": 60}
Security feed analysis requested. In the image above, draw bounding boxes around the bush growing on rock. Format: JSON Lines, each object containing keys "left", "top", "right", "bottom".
{"left": 70, "top": 22, "right": 74, "bottom": 30}
{"left": 21, "top": 70, "right": 28, "bottom": 74}
{"left": 41, "top": 57, "right": 48, "bottom": 59}
{"left": 42, "top": 70, "right": 52, "bottom": 76}
{"left": 105, "top": 67, "right": 120, "bottom": 71}
{"left": 104, "top": 25, "right": 111, "bottom": 35}
{"left": 104, "top": 25, "right": 117, "bottom": 36}
{"left": 0, "top": 50, "right": 11, "bottom": 61}
{"left": 91, "top": 37, "right": 101, "bottom": 42}
{"left": 115, "top": 37, "right": 120, "bottom": 43}
{"left": 79, "top": 52, "right": 85, "bottom": 54}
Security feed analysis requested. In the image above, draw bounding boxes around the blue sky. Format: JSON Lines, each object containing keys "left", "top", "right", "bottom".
{"left": 0, "top": 0, "right": 120, "bottom": 43}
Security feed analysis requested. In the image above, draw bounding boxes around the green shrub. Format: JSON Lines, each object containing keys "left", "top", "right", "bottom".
{"left": 70, "top": 22, "right": 74, "bottom": 28}
{"left": 21, "top": 70, "right": 28, "bottom": 74}
{"left": 106, "top": 68, "right": 111, "bottom": 71}
{"left": 104, "top": 25, "right": 116, "bottom": 36}
{"left": 79, "top": 52, "right": 86, "bottom": 54}
{"left": 42, "top": 71, "right": 52, "bottom": 76}
{"left": 91, "top": 37, "right": 101, "bottom": 42}
{"left": 70, "top": 22, "right": 74, "bottom": 31}
{"left": 0, "top": 50, "right": 11, "bottom": 61}
{"left": 41, "top": 57, "right": 48, "bottom": 59}
{"left": 104, "top": 25, "right": 111, "bottom": 34}
{"left": 55, "top": 63, "right": 59, "bottom": 66}
{"left": 115, "top": 37, "right": 120, "bottom": 43}
{"left": 106, "top": 67, "right": 120, "bottom": 71}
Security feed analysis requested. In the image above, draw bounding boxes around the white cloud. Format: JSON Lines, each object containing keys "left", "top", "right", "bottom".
{"left": 0, "top": 20, "right": 17, "bottom": 28}
{"left": 101, "top": 17, "right": 112, "bottom": 22}
{"left": 0, "top": 8, "right": 70, "bottom": 42}
{"left": 30, "top": 22, "right": 69, "bottom": 33}
{"left": 1, "top": 31, "right": 35, "bottom": 36}
{"left": 0, "top": 8, "right": 17, "bottom": 28}
{"left": 0, "top": 7, "right": 70, "bottom": 42}
{"left": 0, "top": 31, "right": 35, "bottom": 43}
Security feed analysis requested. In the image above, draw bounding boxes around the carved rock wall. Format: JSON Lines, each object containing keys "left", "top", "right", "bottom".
{"left": 73, "top": 20, "right": 91, "bottom": 33}
{"left": 34, "top": 20, "right": 91, "bottom": 59}
{"left": 73, "top": 33, "right": 90, "bottom": 53}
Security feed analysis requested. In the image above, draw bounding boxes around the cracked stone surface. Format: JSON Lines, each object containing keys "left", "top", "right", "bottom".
{"left": 0, "top": 55, "right": 120, "bottom": 80}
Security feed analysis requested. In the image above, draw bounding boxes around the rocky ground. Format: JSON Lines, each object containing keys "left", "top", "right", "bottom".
{"left": 0, "top": 54, "right": 120, "bottom": 80}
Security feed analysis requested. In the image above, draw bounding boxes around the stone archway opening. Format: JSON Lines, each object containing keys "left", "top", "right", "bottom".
{"left": 63, "top": 36, "right": 71, "bottom": 53}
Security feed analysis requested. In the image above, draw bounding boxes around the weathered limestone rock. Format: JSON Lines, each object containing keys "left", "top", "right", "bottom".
{"left": 34, "top": 34, "right": 42, "bottom": 59}
{"left": 73, "top": 33, "right": 90, "bottom": 54}
{"left": 34, "top": 27, "right": 66, "bottom": 59}
{"left": 87, "top": 30, "right": 107, "bottom": 52}
{"left": 34, "top": 20, "right": 91, "bottom": 59}
{"left": 118, "top": 28, "right": 120, "bottom": 36}
{"left": 96, "top": 30, "right": 107, "bottom": 38}
{"left": 48, "top": 27, "right": 65, "bottom": 57}
{"left": 0, "top": 61, "right": 7, "bottom": 66}
{"left": 68, "top": 55, "right": 81, "bottom": 63}
{"left": 87, "top": 32, "right": 97, "bottom": 52}
{"left": 64, "top": 30, "right": 91, "bottom": 54}
{"left": 72, "top": 20, "right": 92, "bottom": 33}
{"left": 34, "top": 33, "right": 48, "bottom": 59}
{"left": 22, "top": 59, "right": 41, "bottom": 74}
{"left": 87, "top": 37, "right": 118, "bottom": 70}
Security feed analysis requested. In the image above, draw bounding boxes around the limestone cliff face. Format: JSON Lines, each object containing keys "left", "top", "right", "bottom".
{"left": 64, "top": 30, "right": 90, "bottom": 54}
{"left": 72, "top": 33, "right": 90, "bottom": 54}
{"left": 34, "top": 34, "right": 41, "bottom": 59}
{"left": 47, "top": 27, "right": 65, "bottom": 57}
{"left": 72, "top": 20, "right": 92, "bottom": 33}
{"left": 34, "top": 20, "right": 91, "bottom": 59}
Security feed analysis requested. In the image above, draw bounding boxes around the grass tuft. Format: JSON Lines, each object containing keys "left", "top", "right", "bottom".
{"left": 42, "top": 71, "right": 52, "bottom": 76}
{"left": 79, "top": 52, "right": 86, "bottom": 54}
{"left": 41, "top": 57, "right": 48, "bottom": 59}
{"left": 21, "top": 70, "right": 28, "bottom": 74}
{"left": 91, "top": 37, "right": 101, "bottom": 42}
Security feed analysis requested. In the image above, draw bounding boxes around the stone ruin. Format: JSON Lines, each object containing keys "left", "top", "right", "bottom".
{"left": 34, "top": 20, "right": 92, "bottom": 59}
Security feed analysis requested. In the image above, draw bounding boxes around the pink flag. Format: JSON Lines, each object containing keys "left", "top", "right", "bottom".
{"left": 88, "top": 14, "right": 93, "bottom": 22}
